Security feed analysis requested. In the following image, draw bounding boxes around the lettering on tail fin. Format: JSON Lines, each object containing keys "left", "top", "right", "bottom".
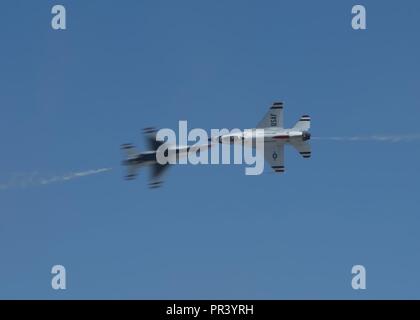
{"left": 270, "top": 114, "right": 277, "bottom": 127}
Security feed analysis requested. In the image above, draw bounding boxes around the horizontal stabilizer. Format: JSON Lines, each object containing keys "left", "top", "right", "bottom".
{"left": 121, "top": 143, "right": 138, "bottom": 159}
{"left": 290, "top": 140, "right": 311, "bottom": 158}
{"left": 124, "top": 162, "right": 141, "bottom": 180}
{"left": 293, "top": 115, "right": 311, "bottom": 132}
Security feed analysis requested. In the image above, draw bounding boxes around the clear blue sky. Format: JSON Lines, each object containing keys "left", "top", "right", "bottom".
{"left": 0, "top": 0, "right": 419, "bottom": 299}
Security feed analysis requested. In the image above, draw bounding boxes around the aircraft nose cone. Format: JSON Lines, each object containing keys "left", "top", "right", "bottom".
{"left": 303, "top": 131, "right": 311, "bottom": 141}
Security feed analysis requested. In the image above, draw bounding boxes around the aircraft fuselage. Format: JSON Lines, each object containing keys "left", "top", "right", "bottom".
{"left": 217, "top": 128, "right": 311, "bottom": 145}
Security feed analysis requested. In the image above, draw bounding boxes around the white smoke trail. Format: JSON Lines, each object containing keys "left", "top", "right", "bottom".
{"left": 312, "top": 134, "right": 420, "bottom": 143}
{"left": 0, "top": 168, "right": 112, "bottom": 191}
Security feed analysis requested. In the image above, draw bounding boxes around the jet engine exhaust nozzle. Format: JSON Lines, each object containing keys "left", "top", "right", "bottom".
{"left": 302, "top": 131, "right": 311, "bottom": 141}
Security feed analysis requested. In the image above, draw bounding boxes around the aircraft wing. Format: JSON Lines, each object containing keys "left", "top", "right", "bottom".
{"left": 143, "top": 127, "right": 164, "bottom": 151}
{"left": 257, "top": 102, "right": 284, "bottom": 129}
{"left": 262, "top": 141, "right": 285, "bottom": 173}
{"left": 290, "top": 140, "right": 311, "bottom": 158}
{"left": 149, "top": 163, "right": 170, "bottom": 188}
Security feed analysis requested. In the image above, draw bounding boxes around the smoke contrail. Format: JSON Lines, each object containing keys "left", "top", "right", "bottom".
{"left": 0, "top": 167, "right": 112, "bottom": 191}
{"left": 312, "top": 134, "right": 420, "bottom": 143}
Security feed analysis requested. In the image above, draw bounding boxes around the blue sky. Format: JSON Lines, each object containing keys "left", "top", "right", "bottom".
{"left": 0, "top": 0, "right": 419, "bottom": 299}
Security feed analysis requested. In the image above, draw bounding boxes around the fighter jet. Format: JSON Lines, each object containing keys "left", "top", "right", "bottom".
{"left": 121, "top": 127, "right": 211, "bottom": 188}
{"left": 215, "top": 101, "right": 311, "bottom": 173}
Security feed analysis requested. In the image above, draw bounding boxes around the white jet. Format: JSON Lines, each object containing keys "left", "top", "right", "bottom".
{"left": 215, "top": 101, "right": 311, "bottom": 173}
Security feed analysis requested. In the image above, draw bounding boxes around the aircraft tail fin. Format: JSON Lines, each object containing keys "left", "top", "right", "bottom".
{"left": 292, "top": 115, "right": 311, "bottom": 131}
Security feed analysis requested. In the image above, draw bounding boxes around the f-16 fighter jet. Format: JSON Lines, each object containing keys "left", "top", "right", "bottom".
{"left": 215, "top": 102, "right": 311, "bottom": 173}
{"left": 121, "top": 128, "right": 211, "bottom": 188}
